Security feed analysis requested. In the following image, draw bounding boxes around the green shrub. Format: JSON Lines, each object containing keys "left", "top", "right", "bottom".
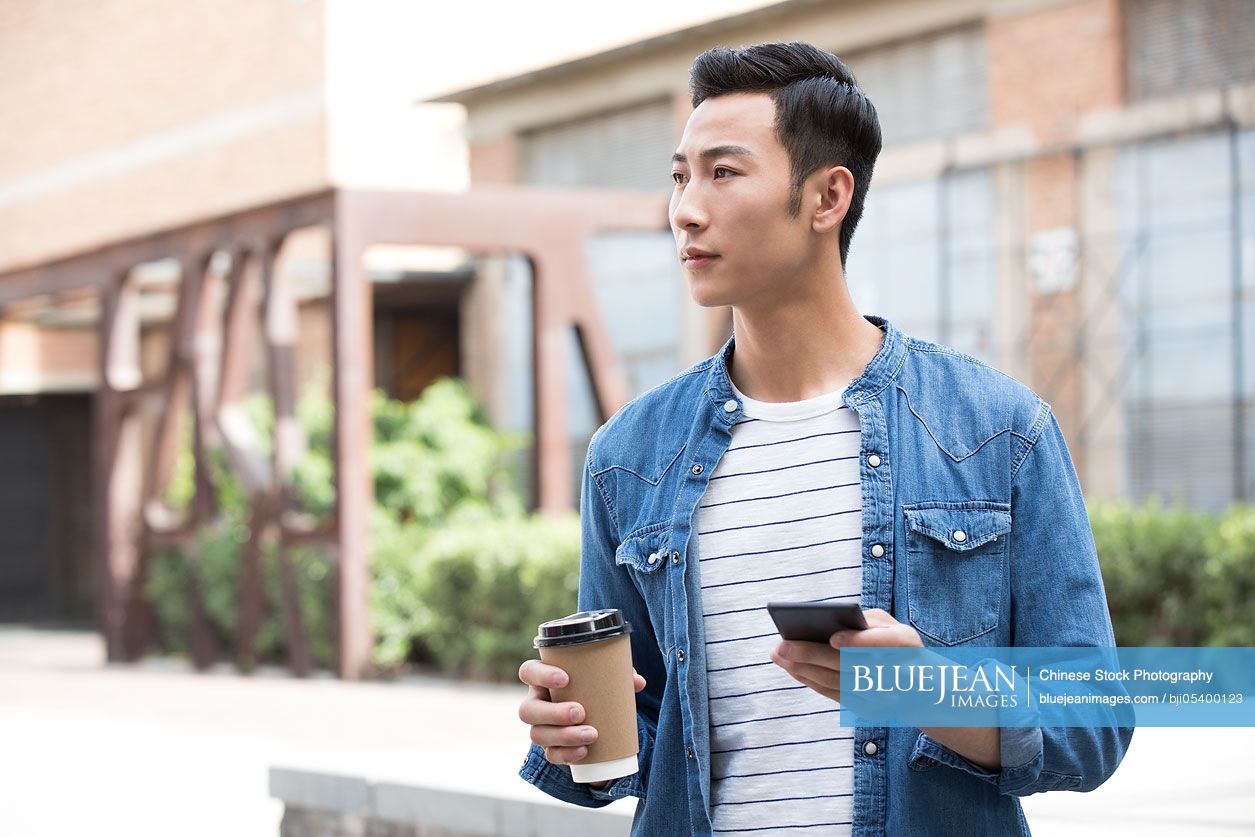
{"left": 148, "top": 373, "right": 1254, "bottom": 680}
{"left": 1199, "top": 503, "right": 1255, "bottom": 645}
{"left": 410, "top": 513, "right": 580, "bottom": 681}
{"left": 144, "top": 376, "right": 538, "bottom": 676}
{"left": 146, "top": 442, "right": 334, "bottom": 668}
{"left": 370, "top": 380, "right": 527, "bottom": 525}
{"left": 147, "top": 536, "right": 334, "bottom": 669}
{"left": 1091, "top": 498, "right": 1255, "bottom": 646}
{"left": 369, "top": 508, "right": 433, "bottom": 669}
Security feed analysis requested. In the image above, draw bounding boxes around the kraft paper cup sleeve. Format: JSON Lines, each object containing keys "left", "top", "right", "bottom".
{"left": 538, "top": 634, "right": 639, "bottom": 781}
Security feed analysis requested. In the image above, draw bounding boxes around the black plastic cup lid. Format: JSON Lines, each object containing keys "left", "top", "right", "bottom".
{"left": 534, "top": 609, "right": 633, "bottom": 648}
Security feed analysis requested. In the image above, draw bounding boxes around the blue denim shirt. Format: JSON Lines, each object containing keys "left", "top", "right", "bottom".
{"left": 519, "top": 314, "right": 1133, "bottom": 835}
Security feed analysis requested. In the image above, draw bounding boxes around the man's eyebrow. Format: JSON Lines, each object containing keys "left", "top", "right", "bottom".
{"left": 671, "top": 145, "right": 755, "bottom": 165}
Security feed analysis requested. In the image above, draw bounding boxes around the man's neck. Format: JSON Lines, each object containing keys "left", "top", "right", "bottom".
{"left": 728, "top": 275, "right": 884, "bottom": 404}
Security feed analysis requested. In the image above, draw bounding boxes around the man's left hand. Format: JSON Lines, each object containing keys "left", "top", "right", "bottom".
{"left": 769, "top": 607, "right": 923, "bottom": 703}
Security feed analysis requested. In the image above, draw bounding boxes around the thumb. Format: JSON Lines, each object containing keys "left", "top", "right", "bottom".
{"left": 632, "top": 669, "right": 647, "bottom": 692}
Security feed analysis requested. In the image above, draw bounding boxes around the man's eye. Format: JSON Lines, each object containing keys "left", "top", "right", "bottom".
{"left": 671, "top": 171, "right": 687, "bottom": 185}
{"left": 713, "top": 167, "right": 734, "bottom": 178}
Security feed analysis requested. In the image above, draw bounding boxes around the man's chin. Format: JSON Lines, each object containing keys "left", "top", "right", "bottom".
{"left": 688, "top": 286, "right": 736, "bottom": 309}
{"left": 685, "top": 264, "right": 745, "bottom": 307}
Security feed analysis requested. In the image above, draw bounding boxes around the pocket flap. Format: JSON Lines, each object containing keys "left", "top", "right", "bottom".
{"left": 903, "top": 504, "right": 1011, "bottom": 551}
{"left": 615, "top": 527, "right": 670, "bottom": 574}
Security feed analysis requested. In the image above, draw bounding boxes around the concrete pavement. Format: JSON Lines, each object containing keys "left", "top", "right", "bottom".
{"left": 1, "top": 627, "right": 1251, "bottom": 836}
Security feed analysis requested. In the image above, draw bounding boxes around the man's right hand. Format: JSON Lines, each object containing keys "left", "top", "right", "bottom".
{"left": 517, "top": 658, "right": 647, "bottom": 773}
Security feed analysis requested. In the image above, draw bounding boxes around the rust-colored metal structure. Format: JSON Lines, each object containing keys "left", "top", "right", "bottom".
{"left": 0, "top": 187, "right": 669, "bottom": 679}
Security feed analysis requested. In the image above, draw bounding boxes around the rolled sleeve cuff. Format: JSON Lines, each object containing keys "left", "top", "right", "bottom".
{"left": 905, "top": 656, "right": 1054, "bottom": 796}
{"left": 910, "top": 727, "right": 1084, "bottom": 796}
{"left": 518, "top": 743, "right": 644, "bottom": 808}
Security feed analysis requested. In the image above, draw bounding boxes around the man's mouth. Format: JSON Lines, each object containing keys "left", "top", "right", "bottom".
{"left": 682, "top": 249, "right": 719, "bottom": 269}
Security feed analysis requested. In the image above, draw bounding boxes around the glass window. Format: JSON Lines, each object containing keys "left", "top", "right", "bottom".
{"left": 1125, "top": 0, "right": 1255, "bottom": 102}
{"left": 845, "top": 25, "right": 988, "bottom": 146}
{"left": 1116, "top": 127, "right": 1254, "bottom": 509}
{"left": 846, "top": 168, "right": 999, "bottom": 365}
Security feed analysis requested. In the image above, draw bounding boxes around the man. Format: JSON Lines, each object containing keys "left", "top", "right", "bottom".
{"left": 516, "top": 42, "right": 1131, "bottom": 835}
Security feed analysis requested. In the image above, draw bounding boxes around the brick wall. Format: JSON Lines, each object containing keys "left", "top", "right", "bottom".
{"left": 0, "top": 0, "right": 329, "bottom": 272}
{"left": 987, "top": 0, "right": 1125, "bottom": 470}
{"left": 988, "top": 0, "right": 1124, "bottom": 145}
{"left": 467, "top": 135, "right": 519, "bottom": 185}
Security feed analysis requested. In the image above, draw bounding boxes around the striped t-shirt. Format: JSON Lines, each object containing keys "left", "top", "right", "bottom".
{"left": 698, "top": 377, "right": 864, "bottom": 835}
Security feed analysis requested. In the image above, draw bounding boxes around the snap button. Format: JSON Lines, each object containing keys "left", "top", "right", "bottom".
{"left": 870, "top": 544, "right": 885, "bottom": 558}
{"left": 671, "top": 550, "right": 680, "bottom": 565}
{"left": 648, "top": 553, "right": 659, "bottom": 564}
{"left": 691, "top": 463, "right": 704, "bottom": 475}
{"left": 677, "top": 649, "right": 685, "bottom": 662}
{"left": 867, "top": 454, "right": 881, "bottom": 468}
{"left": 953, "top": 530, "right": 967, "bottom": 543}
{"left": 687, "top": 746, "right": 694, "bottom": 759}
{"left": 723, "top": 399, "right": 739, "bottom": 413}
{"left": 864, "top": 741, "right": 878, "bottom": 756}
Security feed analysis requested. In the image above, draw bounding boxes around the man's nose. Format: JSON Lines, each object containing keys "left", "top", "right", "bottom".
{"left": 670, "top": 183, "right": 708, "bottom": 231}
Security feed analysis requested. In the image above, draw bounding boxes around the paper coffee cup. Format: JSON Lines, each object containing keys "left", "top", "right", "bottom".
{"left": 535, "top": 609, "right": 639, "bottom": 784}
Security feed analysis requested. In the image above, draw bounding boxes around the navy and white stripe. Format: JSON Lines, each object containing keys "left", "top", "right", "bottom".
{"left": 699, "top": 379, "right": 863, "bottom": 836}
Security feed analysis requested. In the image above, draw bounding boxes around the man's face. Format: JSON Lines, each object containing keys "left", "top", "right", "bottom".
{"left": 669, "top": 92, "right": 814, "bottom": 308}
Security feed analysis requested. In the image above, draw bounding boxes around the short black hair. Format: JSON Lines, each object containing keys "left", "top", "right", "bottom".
{"left": 689, "top": 42, "right": 882, "bottom": 267}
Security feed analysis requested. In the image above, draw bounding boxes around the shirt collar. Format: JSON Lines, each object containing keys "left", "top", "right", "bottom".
{"left": 704, "top": 313, "right": 906, "bottom": 423}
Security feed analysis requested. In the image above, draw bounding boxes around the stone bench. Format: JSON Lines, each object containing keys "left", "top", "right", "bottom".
{"left": 270, "top": 766, "right": 633, "bottom": 837}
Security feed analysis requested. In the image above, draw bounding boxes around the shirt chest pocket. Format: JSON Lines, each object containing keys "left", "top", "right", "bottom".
{"left": 903, "top": 502, "right": 1011, "bottom": 646}
{"left": 614, "top": 526, "right": 671, "bottom": 575}
{"left": 614, "top": 525, "right": 673, "bottom": 646}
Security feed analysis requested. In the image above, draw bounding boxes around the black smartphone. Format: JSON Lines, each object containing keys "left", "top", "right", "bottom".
{"left": 767, "top": 601, "right": 868, "bottom": 644}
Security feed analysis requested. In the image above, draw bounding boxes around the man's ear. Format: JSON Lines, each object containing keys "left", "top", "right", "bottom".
{"left": 811, "top": 165, "right": 854, "bottom": 235}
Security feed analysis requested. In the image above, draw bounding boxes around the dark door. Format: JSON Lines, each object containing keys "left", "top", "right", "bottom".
{"left": 0, "top": 394, "right": 93, "bottom": 624}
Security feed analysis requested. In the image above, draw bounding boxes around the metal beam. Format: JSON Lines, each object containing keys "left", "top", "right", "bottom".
{"left": 11, "top": 186, "right": 668, "bottom": 679}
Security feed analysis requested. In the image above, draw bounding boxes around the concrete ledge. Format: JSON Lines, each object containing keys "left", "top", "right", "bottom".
{"left": 270, "top": 767, "right": 632, "bottom": 837}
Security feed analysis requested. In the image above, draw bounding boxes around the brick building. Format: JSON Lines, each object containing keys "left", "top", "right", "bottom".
{"left": 439, "top": 0, "right": 1255, "bottom": 510}
{"left": 0, "top": 0, "right": 666, "bottom": 673}
{"left": 1, "top": 0, "right": 1252, "bottom": 673}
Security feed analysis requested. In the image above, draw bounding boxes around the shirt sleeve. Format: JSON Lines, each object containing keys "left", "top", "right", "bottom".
{"left": 912, "top": 402, "right": 1134, "bottom": 795}
{"left": 517, "top": 436, "right": 665, "bottom": 807}
{"left": 518, "top": 714, "right": 656, "bottom": 806}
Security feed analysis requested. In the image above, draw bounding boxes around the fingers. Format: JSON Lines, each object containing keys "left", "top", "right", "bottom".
{"left": 837, "top": 627, "right": 896, "bottom": 646}
{"left": 520, "top": 658, "right": 638, "bottom": 766}
{"left": 789, "top": 672, "right": 842, "bottom": 703}
{"left": 821, "top": 609, "right": 923, "bottom": 648}
{"left": 775, "top": 657, "right": 841, "bottom": 691}
{"left": 523, "top": 659, "right": 644, "bottom": 692}
{"left": 530, "top": 721, "right": 599, "bottom": 750}
{"left": 773, "top": 640, "right": 840, "bottom": 668}
{"left": 771, "top": 641, "right": 843, "bottom": 701}
{"left": 861, "top": 607, "right": 894, "bottom": 626}
{"left": 831, "top": 608, "right": 893, "bottom": 646}
{"left": 519, "top": 659, "right": 569, "bottom": 689}
{"left": 543, "top": 745, "right": 590, "bottom": 765}
{"left": 519, "top": 693, "right": 587, "bottom": 726}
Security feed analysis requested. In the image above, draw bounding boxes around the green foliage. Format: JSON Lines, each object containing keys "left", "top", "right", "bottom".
{"left": 147, "top": 374, "right": 1255, "bottom": 681}
{"left": 144, "top": 375, "right": 550, "bottom": 678}
{"left": 145, "top": 530, "right": 333, "bottom": 668}
{"left": 292, "top": 385, "right": 335, "bottom": 519}
{"left": 408, "top": 513, "right": 581, "bottom": 681}
{"left": 1199, "top": 504, "right": 1255, "bottom": 645}
{"left": 363, "top": 378, "right": 535, "bottom": 672}
{"left": 370, "top": 380, "right": 527, "bottom": 525}
{"left": 1091, "top": 498, "right": 1255, "bottom": 646}
{"left": 146, "top": 441, "right": 334, "bottom": 668}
